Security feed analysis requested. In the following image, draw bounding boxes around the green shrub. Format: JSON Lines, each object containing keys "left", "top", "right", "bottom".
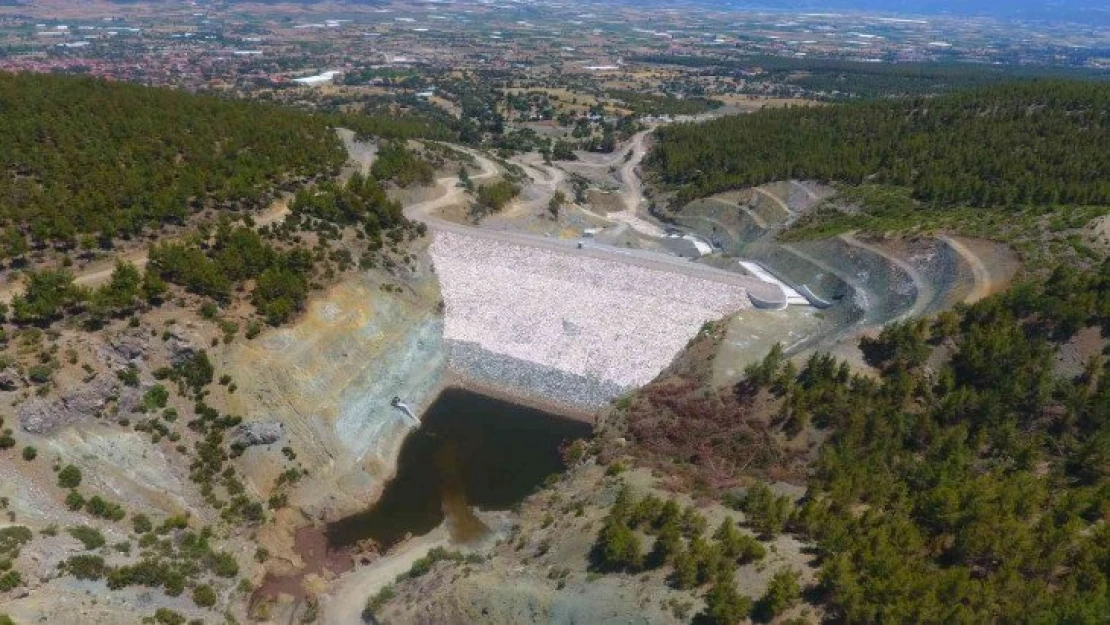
{"left": 141, "top": 385, "right": 169, "bottom": 412}
{"left": 0, "top": 526, "right": 31, "bottom": 560}
{"left": 106, "top": 558, "right": 176, "bottom": 592}
{"left": 63, "top": 554, "right": 106, "bottom": 580}
{"left": 116, "top": 365, "right": 140, "bottom": 387}
{"left": 64, "top": 491, "right": 85, "bottom": 511}
{"left": 158, "top": 515, "right": 189, "bottom": 534}
{"left": 68, "top": 526, "right": 106, "bottom": 550}
{"left": 739, "top": 484, "right": 792, "bottom": 537}
{"left": 0, "top": 570, "right": 21, "bottom": 592}
{"left": 592, "top": 515, "right": 643, "bottom": 572}
{"left": 700, "top": 577, "right": 752, "bottom": 625}
{"left": 27, "top": 365, "right": 52, "bottom": 385}
{"left": 402, "top": 548, "right": 464, "bottom": 580}
{"left": 363, "top": 584, "right": 395, "bottom": 619}
{"left": 755, "top": 568, "right": 801, "bottom": 621}
{"left": 85, "top": 496, "right": 126, "bottom": 521}
{"left": 714, "top": 518, "right": 766, "bottom": 564}
{"left": 210, "top": 552, "right": 238, "bottom": 578}
{"left": 192, "top": 584, "right": 217, "bottom": 608}
{"left": 20, "top": 447, "right": 35, "bottom": 461}
{"left": 132, "top": 514, "right": 153, "bottom": 535}
{"left": 57, "top": 465, "right": 82, "bottom": 489}
{"left": 172, "top": 351, "right": 213, "bottom": 395}
{"left": 153, "top": 609, "right": 186, "bottom": 625}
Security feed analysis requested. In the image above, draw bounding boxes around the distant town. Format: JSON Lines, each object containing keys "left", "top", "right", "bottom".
{"left": 0, "top": 0, "right": 1104, "bottom": 97}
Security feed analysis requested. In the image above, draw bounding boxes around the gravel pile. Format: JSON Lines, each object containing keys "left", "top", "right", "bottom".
{"left": 431, "top": 231, "right": 751, "bottom": 394}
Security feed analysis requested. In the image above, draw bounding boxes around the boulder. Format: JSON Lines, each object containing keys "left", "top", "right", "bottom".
{"left": 19, "top": 377, "right": 119, "bottom": 434}
{"left": 230, "top": 421, "right": 284, "bottom": 447}
{"left": 116, "top": 385, "right": 145, "bottom": 414}
{"left": 109, "top": 330, "right": 148, "bottom": 362}
{"left": 166, "top": 331, "right": 197, "bottom": 367}
{"left": 0, "top": 368, "right": 21, "bottom": 391}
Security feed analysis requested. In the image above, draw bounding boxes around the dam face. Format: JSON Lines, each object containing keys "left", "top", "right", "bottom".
{"left": 431, "top": 231, "right": 754, "bottom": 409}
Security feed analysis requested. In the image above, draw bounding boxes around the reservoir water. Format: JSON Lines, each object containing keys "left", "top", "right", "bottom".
{"left": 327, "top": 387, "right": 591, "bottom": 549}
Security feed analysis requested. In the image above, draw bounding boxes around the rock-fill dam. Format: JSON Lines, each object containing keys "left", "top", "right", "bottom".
{"left": 431, "top": 230, "right": 764, "bottom": 410}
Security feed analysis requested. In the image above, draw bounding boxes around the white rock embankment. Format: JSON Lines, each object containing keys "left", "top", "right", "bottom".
{"left": 431, "top": 231, "right": 751, "bottom": 407}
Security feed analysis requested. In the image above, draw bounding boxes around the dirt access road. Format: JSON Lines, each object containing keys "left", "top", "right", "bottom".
{"left": 320, "top": 525, "right": 451, "bottom": 625}
{"left": 0, "top": 127, "right": 779, "bottom": 303}
{"left": 406, "top": 142, "right": 780, "bottom": 301}
{"left": 552, "top": 129, "right": 666, "bottom": 237}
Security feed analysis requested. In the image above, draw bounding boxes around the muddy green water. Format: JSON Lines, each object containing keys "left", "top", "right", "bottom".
{"left": 326, "top": 388, "right": 591, "bottom": 549}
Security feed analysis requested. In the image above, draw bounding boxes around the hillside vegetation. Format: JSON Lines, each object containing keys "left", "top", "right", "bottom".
{"left": 595, "top": 262, "right": 1110, "bottom": 623}
{"left": 633, "top": 55, "right": 1105, "bottom": 99}
{"left": 0, "top": 72, "right": 344, "bottom": 246}
{"left": 790, "top": 267, "right": 1108, "bottom": 621}
{"left": 648, "top": 81, "right": 1110, "bottom": 208}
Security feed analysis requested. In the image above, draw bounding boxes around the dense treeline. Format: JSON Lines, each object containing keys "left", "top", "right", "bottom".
{"left": 9, "top": 262, "right": 166, "bottom": 328}
{"left": 145, "top": 172, "right": 417, "bottom": 326}
{"left": 370, "top": 142, "right": 435, "bottom": 188}
{"left": 469, "top": 180, "right": 521, "bottom": 221}
{"left": 0, "top": 72, "right": 345, "bottom": 245}
{"left": 290, "top": 171, "right": 417, "bottom": 246}
{"left": 148, "top": 224, "right": 314, "bottom": 325}
{"left": 739, "top": 261, "right": 1110, "bottom": 621}
{"left": 331, "top": 110, "right": 459, "bottom": 143}
{"left": 605, "top": 90, "right": 721, "bottom": 116}
{"left": 648, "top": 81, "right": 1110, "bottom": 208}
{"left": 632, "top": 54, "right": 1107, "bottom": 99}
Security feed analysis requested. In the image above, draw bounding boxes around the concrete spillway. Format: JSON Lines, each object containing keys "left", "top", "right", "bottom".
{"left": 738, "top": 261, "right": 809, "bottom": 308}
{"left": 391, "top": 397, "right": 420, "bottom": 425}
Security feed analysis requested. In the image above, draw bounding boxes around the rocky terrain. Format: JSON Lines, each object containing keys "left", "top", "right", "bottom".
{"left": 0, "top": 114, "right": 1066, "bottom": 625}
{"left": 666, "top": 182, "right": 1019, "bottom": 379}
{"left": 227, "top": 243, "right": 444, "bottom": 524}
{"left": 366, "top": 335, "right": 822, "bottom": 625}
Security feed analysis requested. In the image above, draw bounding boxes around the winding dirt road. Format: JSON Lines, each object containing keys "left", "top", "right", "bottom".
{"left": 405, "top": 144, "right": 780, "bottom": 301}
{"left": 321, "top": 525, "right": 451, "bottom": 625}
{"left": 0, "top": 128, "right": 781, "bottom": 308}
{"left": 609, "top": 130, "right": 668, "bottom": 237}
{"left": 753, "top": 187, "right": 793, "bottom": 218}
{"left": 938, "top": 235, "right": 995, "bottom": 304}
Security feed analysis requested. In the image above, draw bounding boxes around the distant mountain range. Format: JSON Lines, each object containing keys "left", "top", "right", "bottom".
{"left": 718, "top": 1, "right": 1110, "bottom": 23}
